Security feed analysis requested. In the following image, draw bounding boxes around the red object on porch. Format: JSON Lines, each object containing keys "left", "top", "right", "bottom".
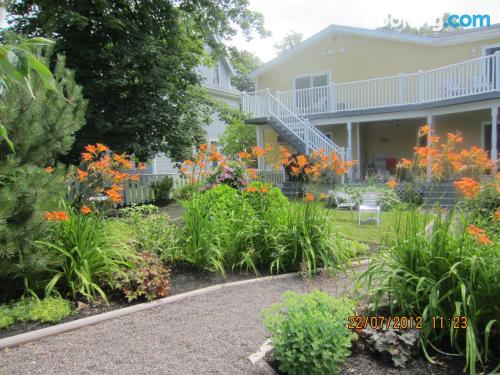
{"left": 386, "top": 158, "right": 397, "bottom": 170}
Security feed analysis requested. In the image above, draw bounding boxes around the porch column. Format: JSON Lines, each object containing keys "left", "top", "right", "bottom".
{"left": 356, "top": 123, "right": 361, "bottom": 180}
{"left": 151, "top": 157, "right": 158, "bottom": 175}
{"left": 256, "top": 126, "right": 265, "bottom": 171}
{"left": 492, "top": 107, "right": 498, "bottom": 174}
{"left": 347, "top": 121, "right": 353, "bottom": 180}
{"left": 426, "top": 115, "right": 433, "bottom": 182}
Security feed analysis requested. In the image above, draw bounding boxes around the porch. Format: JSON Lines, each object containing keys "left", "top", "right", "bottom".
{"left": 255, "top": 103, "right": 500, "bottom": 181}
{"left": 243, "top": 53, "right": 500, "bottom": 119}
{"left": 245, "top": 53, "right": 500, "bottom": 180}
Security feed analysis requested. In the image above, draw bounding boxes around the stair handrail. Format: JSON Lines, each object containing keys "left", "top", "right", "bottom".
{"left": 266, "top": 91, "right": 345, "bottom": 158}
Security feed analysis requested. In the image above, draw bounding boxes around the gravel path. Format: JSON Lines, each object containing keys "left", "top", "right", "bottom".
{"left": 0, "top": 271, "right": 357, "bottom": 375}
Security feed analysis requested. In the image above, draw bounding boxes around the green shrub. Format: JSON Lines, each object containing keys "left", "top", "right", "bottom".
{"left": 114, "top": 252, "right": 170, "bottom": 302}
{"left": 119, "top": 205, "right": 179, "bottom": 260}
{"left": 180, "top": 185, "right": 350, "bottom": 276}
{"left": 273, "top": 202, "right": 350, "bottom": 274}
{"left": 150, "top": 176, "right": 173, "bottom": 205}
{"left": 242, "top": 181, "right": 287, "bottom": 221}
{"left": 463, "top": 184, "right": 499, "bottom": 237}
{"left": 0, "top": 307, "right": 15, "bottom": 329}
{"left": 37, "top": 208, "right": 134, "bottom": 303}
{"left": 263, "top": 291, "right": 356, "bottom": 375}
{"left": 173, "top": 181, "right": 203, "bottom": 200}
{"left": 180, "top": 193, "right": 221, "bottom": 273}
{"left": 0, "top": 297, "right": 72, "bottom": 329}
{"left": 26, "top": 297, "right": 72, "bottom": 323}
{"left": 364, "top": 208, "right": 499, "bottom": 374}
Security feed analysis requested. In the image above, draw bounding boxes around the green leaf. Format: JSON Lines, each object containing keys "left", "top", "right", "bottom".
{"left": 0, "top": 123, "right": 14, "bottom": 152}
{"left": 26, "top": 53, "right": 58, "bottom": 93}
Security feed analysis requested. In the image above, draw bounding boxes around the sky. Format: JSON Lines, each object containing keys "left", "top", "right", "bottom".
{"left": 229, "top": 0, "right": 500, "bottom": 62}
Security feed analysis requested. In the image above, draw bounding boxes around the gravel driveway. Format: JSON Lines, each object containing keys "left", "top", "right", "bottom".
{"left": 0, "top": 271, "right": 357, "bottom": 375}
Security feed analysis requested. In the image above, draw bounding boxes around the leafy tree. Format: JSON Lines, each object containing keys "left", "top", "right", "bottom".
{"left": 0, "top": 45, "right": 86, "bottom": 300}
{"left": 219, "top": 117, "right": 256, "bottom": 156}
{"left": 274, "top": 31, "right": 303, "bottom": 55}
{"left": 7, "top": 0, "right": 268, "bottom": 163}
{"left": 227, "top": 46, "right": 261, "bottom": 92}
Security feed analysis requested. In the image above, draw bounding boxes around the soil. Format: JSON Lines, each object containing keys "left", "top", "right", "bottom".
{"left": 0, "top": 264, "right": 258, "bottom": 340}
{"left": 265, "top": 349, "right": 466, "bottom": 375}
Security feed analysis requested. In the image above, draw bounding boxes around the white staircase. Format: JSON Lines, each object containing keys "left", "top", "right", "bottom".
{"left": 243, "top": 89, "right": 346, "bottom": 161}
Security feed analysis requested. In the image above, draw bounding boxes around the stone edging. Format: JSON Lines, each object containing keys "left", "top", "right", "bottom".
{"left": 0, "top": 259, "right": 370, "bottom": 350}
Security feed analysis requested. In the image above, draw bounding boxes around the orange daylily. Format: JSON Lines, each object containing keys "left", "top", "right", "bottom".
{"left": 251, "top": 146, "right": 266, "bottom": 158}
{"left": 82, "top": 152, "right": 93, "bottom": 162}
{"left": 259, "top": 186, "right": 269, "bottom": 193}
{"left": 466, "top": 225, "right": 492, "bottom": 245}
{"left": 296, "top": 154, "right": 308, "bottom": 168}
{"left": 246, "top": 168, "right": 258, "bottom": 179}
{"left": 304, "top": 192, "right": 315, "bottom": 202}
{"left": 419, "top": 125, "right": 431, "bottom": 136}
{"left": 387, "top": 179, "right": 397, "bottom": 189}
{"left": 245, "top": 186, "right": 257, "bottom": 193}
{"left": 77, "top": 169, "right": 88, "bottom": 181}
{"left": 85, "top": 144, "right": 98, "bottom": 154}
{"left": 237, "top": 151, "right": 252, "bottom": 159}
{"left": 80, "top": 206, "right": 92, "bottom": 215}
{"left": 44, "top": 211, "right": 69, "bottom": 221}
{"left": 454, "top": 177, "right": 480, "bottom": 198}
{"left": 44, "top": 166, "right": 54, "bottom": 173}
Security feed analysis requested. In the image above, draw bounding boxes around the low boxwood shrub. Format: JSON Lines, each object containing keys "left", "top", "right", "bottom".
{"left": 263, "top": 290, "right": 356, "bottom": 375}
{"left": 0, "top": 297, "right": 72, "bottom": 329}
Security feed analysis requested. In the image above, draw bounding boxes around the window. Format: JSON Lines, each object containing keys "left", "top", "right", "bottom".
{"left": 294, "top": 73, "right": 329, "bottom": 90}
{"left": 293, "top": 73, "right": 330, "bottom": 113}
{"left": 483, "top": 44, "right": 500, "bottom": 84}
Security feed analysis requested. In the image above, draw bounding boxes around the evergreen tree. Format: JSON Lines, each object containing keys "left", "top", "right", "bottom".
{"left": 0, "top": 47, "right": 86, "bottom": 299}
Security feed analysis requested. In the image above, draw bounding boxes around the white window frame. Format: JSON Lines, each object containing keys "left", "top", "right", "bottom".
{"left": 292, "top": 70, "right": 332, "bottom": 90}
{"left": 482, "top": 43, "right": 500, "bottom": 56}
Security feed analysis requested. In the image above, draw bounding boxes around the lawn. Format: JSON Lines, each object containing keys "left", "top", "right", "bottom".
{"left": 326, "top": 208, "right": 410, "bottom": 244}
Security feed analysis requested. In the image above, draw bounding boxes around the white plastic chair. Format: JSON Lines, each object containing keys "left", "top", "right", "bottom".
{"left": 330, "top": 191, "right": 356, "bottom": 211}
{"left": 358, "top": 192, "right": 381, "bottom": 226}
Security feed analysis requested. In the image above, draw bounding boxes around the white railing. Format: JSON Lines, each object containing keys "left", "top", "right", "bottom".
{"left": 123, "top": 173, "right": 190, "bottom": 205}
{"left": 242, "top": 89, "right": 270, "bottom": 118}
{"left": 243, "top": 53, "right": 500, "bottom": 117}
{"left": 267, "top": 92, "right": 346, "bottom": 159}
{"left": 255, "top": 170, "right": 286, "bottom": 186}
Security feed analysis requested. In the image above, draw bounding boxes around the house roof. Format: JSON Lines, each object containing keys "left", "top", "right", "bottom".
{"left": 249, "top": 23, "right": 500, "bottom": 79}
{"left": 211, "top": 34, "right": 237, "bottom": 76}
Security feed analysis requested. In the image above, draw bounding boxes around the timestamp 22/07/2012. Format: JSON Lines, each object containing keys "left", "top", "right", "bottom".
{"left": 347, "top": 316, "right": 469, "bottom": 330}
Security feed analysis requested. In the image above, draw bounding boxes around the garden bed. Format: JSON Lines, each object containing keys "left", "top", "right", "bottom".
{"left": 253, "top": 347, "right": 465, "bottom": 375}
{"left": 0, "top": 264, "right": 259, "bottom": 340}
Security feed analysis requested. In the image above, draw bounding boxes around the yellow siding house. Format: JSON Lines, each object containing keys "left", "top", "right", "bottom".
{"left": 243, "top": 24, "right": 500, "bottom": 181}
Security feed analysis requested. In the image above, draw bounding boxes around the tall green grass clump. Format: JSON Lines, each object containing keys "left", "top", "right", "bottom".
{"left": 37, "top": 207, "right": 134, "bottom": 302}
{"left": 364, "top": 208, "right": 499, "bottom": 374}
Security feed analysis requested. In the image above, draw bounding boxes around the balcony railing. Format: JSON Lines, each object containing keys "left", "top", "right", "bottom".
{"left": 243, "top": 52, "right": 500, "bottom": 118}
